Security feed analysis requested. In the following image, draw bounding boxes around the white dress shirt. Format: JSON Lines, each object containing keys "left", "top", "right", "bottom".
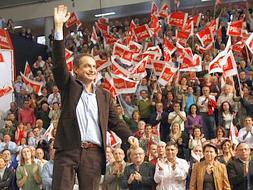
{"left": 238, "top": 127, "right": 253, "bottom": 149}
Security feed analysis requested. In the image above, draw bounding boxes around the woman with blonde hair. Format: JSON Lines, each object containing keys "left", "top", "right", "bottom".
{"left": 16, "top": 147, "right": 42, "bottom": 190}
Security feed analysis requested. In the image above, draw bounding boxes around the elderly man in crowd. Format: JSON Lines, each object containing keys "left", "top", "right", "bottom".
{"left": 121, "top": 147, "right": 155, "bottom": 190}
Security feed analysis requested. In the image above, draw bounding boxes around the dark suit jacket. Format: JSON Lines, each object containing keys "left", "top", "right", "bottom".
{"left": 149, "top": 111, "right": 169, "bottom": 142}
{"left": 227, "top": 158, "right": 253, "bottom": 190}
{"left": 0, "top": 167, "right": 14, "bottom": 190}
{"left": 121, "top": 162, "right": 155, "bottom": 190}
{"left": 52, "top": 40, "right": 132, "bottom": 171}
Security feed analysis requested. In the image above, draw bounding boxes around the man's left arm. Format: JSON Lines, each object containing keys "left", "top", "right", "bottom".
{"left": 140, "top": 163, "right": 155, "bottom": 186}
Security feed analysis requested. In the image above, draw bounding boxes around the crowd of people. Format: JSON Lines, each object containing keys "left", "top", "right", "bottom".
{"left": 0, "top": 1, "right": 253, "bottom": 190}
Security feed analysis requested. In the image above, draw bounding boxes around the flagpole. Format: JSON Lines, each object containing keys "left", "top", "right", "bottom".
{"left": 236, "top": 73, "right": 243, "bottom": 97}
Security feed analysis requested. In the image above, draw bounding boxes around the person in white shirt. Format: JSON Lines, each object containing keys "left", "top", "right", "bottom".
{"left": 168, "top": 102, "right": 186, "bottom": 131}
{"left": 154, "top": 141, "right": 189, "bottom": 190}
{"left": 238, "top": 116, "right": 253, "bottom": 149}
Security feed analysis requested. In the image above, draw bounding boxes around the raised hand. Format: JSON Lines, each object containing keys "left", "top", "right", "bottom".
{"left": 54, "top": 5, "right": 70, "bottom": 31}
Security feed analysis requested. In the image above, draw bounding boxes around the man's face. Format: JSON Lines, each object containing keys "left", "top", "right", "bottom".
{"left": 0, "top": 158, "right": 6, "bottom": 170}
{"left": 3, "top": 135, "right": 11, "bottom": 143}
{"left": 150, "top": 145, "right": 157, "bottom": 157}
{"left": 2, "top": 150, "right": 11, "bottom": 161}
{"left": 33, "top": 128, "right": 40, "bottom": 137}
{"left": 131, "top": 148, "right": 145, "bottom": 165}
{"left": 166, "top": 145, "right": 178, "bottom": 160}
{"left": 236, "top": 143, "right": 250, "bottom": 161}
{"left": 74, "top": 56, "right": 97, "bottom": 84}
{"left": 140, "top": 90, "right": 148, "bottom": 99}
{"left": 36, "top": 120, "right": 43, "bottom": 128}
{"left": 202, "top": 87, "right": 210, "bottom": 96}
{"left": 156, "top": 103, "right": 163, "bottom": 112}
{"left": 113, "top": 149, "right": 125, "bottom": 162}
{"left": 157, "top": 144, "right": 166, "bottom": 156}
{"left": 244, "top": 117, "right": 253, "bottom": 128}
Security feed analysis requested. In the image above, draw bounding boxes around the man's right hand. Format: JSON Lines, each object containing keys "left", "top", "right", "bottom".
{"left": 54, "top": 5, "right": 70, "bottom": 32}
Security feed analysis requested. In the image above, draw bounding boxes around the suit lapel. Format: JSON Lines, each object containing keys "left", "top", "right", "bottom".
{"left": 199, "top": 162, "right": 206, "bottom": 188}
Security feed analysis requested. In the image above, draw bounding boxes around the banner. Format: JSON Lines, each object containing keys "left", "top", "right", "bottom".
{"left": 0, "top": 49, "right": 14, "bottom": 112}
{"left": 158, "top": 64, "right": 178, "bottom": 86}
{"left": 24, "top": 61, "right": 33, "bottom": 78}
{"left": 134, "top": 24, "right": 152, "bottom": 42}
{"left": 112, "top": 74, "right": 139, "bottom": 94}
{"left": 227, "top": 20, "right": 243, "bottom": 37}
{"left": 91, "top": 26, "right": 99, "bottom": 44}
{"left": 20, "top": 72, "right": 43, "bottom": 95}
{"left": 245, "top": 33, "right": 253, "bottom": 54}
{"left": 159, "top": 4, "right": 169, "bottom": 18}
{"left": 152, "top": 60, "right": 166, "bottom": 76}
{"left": 65, "top": 12, "right": 81, "bottom": 28}
{"left": 94, "top": 55, "right": 111, "bottom": 72}
{"left": 168, "top": 11, "right": 188, "bottom": 28}
{"left": 0, "top": 29, "right": 13, "bottom": 49}
{"left": 112, "top": 43, "right": 135, "bottom": 66}
{"left": 196, "top": 27, "right": 214, "bottom": 47}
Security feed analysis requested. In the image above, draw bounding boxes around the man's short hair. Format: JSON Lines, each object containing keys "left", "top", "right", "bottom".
{"left": 166, "top": 141, "right": 178, "bottom": 149}
{"left": 73, "top": 53, "right": 95, "bottom": 68}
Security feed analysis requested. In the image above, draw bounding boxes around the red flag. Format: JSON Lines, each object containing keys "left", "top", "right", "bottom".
{"left": 24, "top": 61, "right": 33, "bottom": 78}
{"left": 108, "top": 130, "right": 122, "bottom": 147}
{"left": 95, "top": 22, "right": 109, "bottom": 35}
{"left": 94, "top": 55, "right": 111, "bottom": 72}
{"left": 65, "top": 12, "right": 81, "bottom": 28}
{"left": 158, "top": 64, "right": 178, "bottom": 86}
{"left": 227, "top": 20, "right": 243, "bottom": 37}
{"left": 168, "top": 11, "right": 188, "bottom": 28}
{"left": 222, "top": 50, "right": 238, "bottom": 77}
{"left": 0, "top": 53, "right": 4, "bottom": 62}
{"left": 232, "top": 40, "right": 245, "bottom": 52}
{"left": 208, "top": 53, "right": 225, "bottom": 74}
{"left": 151, "top": 2, "right": 159, "bottom": 16}
{"left": 152, "top": 60, "right": 166, "bottom": 76}
{"left": 91, "top": 26, "right": 99, "bottom": 44}
{"left": 187, "top": 13, "right": 202, "bottom": 27}
{"left": 163, "top": 37, "right": 176, "bottom": 61}
{"left": 159, "top": 4, "right": 169, "bottom": 18}
{"left": 65, "top": 48, "right": 73, "bottom": 60}
{"left": 0, "top": 86, "right": 13, "bottom": 98}
{"left": 111, "top": 56, "right": 130, "bottom": 77}
{"left": 150, "top": 14, "right": 161, "bottom": 36}
{"left": 180, "top": 54, "right": 202, "bottom": 72}
{"left": 128, "top": 41, "right": 143, "bottom": 53}
{"left": 66, "top": 56, "right": 74, "bottom": 74}
{"left": 112, "top": 74, "right": 139, "bottom": 94}
{"left": 206, "top": 18, "right": 219, "bottom": 34}
{"left": 20, "top": 72, "right": 43, "bottom": 95}
{"left": 130, "top": 56, "right": 148, "bottom": 79}
{"left": 126, "top": 20, "right": 136, "bottom": 45}
{"left": 176, "top": 29, "right": 191, "bottom": 42}
{"left": 103, "top": 73, "right": 117, "bottom": 99}
{"left": 103, "top": 33, "right": 118, "bottom": 45}
{"left": 195, "top": 43, "right": 213, "bottom": 54}
{"left": 98, "top": 17, "right": 109, "bottom": 24}
{"left": 112, "top": 43, "right": 135, "bottom": 66}
{"left": 0, "top": 29, "right": 13, "bottom": 49}
{"left": 196, "top": 27, "right": 214, "bottom": 47}
{"left": 245, "top": 33, "right": 253, "bottom": 54}
{"left": 134, "top": 24, "right": 152, "bottom": 42}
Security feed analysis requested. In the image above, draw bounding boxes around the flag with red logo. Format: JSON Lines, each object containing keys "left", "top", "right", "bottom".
{"left": 196, "top": 26, "right": 214, "bottom": 47}
{"left": 176, "top": 29, "right": 191, "bottom": 42}
{"left": 65, "top": 12, "right": 81, "bottom": 28}
{"left": 91, "top": 26, "right": 99, "bottom": 44}
{"left": 195, "top": 43, "right": 213, "bottom": 54}
{"left": 111, "top": 56, "right": 131, "bottom": 77}
{"left": 0, "top": 86, "right": 13, "bottom": 98}
{"left": 227, "top": 20, "right": 243, "bottom": 37}
{"left": 95, "top": 22, "right": 109, "bottom": 35}
{"left": 126, "top": 20, "right": 136, "bottom": 45}
{"left": 187, "top": 13, "right": 202, "bottom": 27}
{"left": 112, "top": 74, "right": 139, "bottom": 94}
{"left": 65, "top": 48, "right": 73, "bottom": 60}
{"left": 112, "top": 43, "right": 135, "bottom": 66}
{"left": 98, "top": 17, "right": 109, "bottom": 24}
{"left": 151, "top": 2, "right": 159, "bottom": 16}
{"left": 103, "top": 33, "right": 118, "bottom": 46}
{"left": 158, "top": 64, "right": 178, "bottom": 86}
{"left": 24, "top": 61, "right": 33, "bottom": 78}
{"left": 0, "top": 53, "right": 4, "bottom": 62}
{"left": 206, "top": 18, "right": 219, "bottom": 34}
{"left": 66, "top": 56, "right": 74, "bottom": 74}
{"left": 163, "top": 37, "right": 176, "bottom": 61}
{"left": 168, "top": 11, "right": 188, "bottom": 28}
{"left": 103, "top": 73, "right": 117, "bottom": 99}
{"left": 208, "top": 52, "right": 225, "bottom": 74}
{"left": 180, "top": 54, "right": 202, "bottom": 72}
{"left": 128, "top": 41, "right": 143, "bottom": 54}
{"left": 20, "top": 72, "right": 43, "bottom": 95}
{"left": 130, "top": 56, "right": 148, "bottom": 79}
{"left": 94, "top": 55, "right": 111, "bottom": 72}
{"left": 0, "top": 29, "right": 13, "bottom": 49}
{"left": 134, "top": 24, "right": 152, "bottom": 42}
{"left": 133, "top": 51, "right": 161, "bottom": 69}
{"left": 107, "top": 130, "right": 122, "bottom": 148}
{"left": 245, "top": 33, "right": 253, "bottom": 54}
{"left": 221, "top": 50, "right": 238, "bottom": 77}
{"left": 159, "top": 4, "right": 169, "bottom": 18}
{"left": 232, "top": 40, "right": 245, "bottom": 52}
{"left": 152, "top": 60, "right": 166, "bottom": 76}
{"left": 150, "top": 14, "right": 161, "bottom": 36}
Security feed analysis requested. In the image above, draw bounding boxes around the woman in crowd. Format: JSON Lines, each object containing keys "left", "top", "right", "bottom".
{"left": 15, "top": 122, "right": 27, "bottom": 145}
{"left": 188, "top": 126, "right": 206, "bottom": 150}
{"left": 185, "top": 104, "right": 203, "bottom": 134}
{"left": 217, "top": 139, "right": 235, "bottom": 165}
{"left": 189, "top": 143, "right": 231, "bottom": 190}
{"left": 211, "top": 127, "right": 227, "bottom": 152}
{"left": 0, "top": 154, "right": 14, "bottom": 190}
{"left": 162, "top": 91, "right": 175, "bottom": 113}
{"left": 175, "top": 77, "right": 188, "bottom": 104}
{"left": 218, "top": 101, "right": 237, "bottom": 137}
{"left": 16, "top": 147, "right": 42, "bottom": 190}
{"left": 35, "top": 148, "right": 48, "bottom": 169}
{"left": 168, "top": 122, "right": 186, "bottom": 159}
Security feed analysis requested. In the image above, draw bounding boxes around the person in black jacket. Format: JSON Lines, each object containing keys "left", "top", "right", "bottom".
{"left": 227, "top": 143, "right": 253, "bottom": 190}
{"left": 0, "top": 154, "right": 14, "bottom": 190}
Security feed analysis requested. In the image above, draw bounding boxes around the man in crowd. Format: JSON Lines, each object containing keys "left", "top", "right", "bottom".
{"left": 121, "top": 147, "right": 155, "bottom": 190}
{"left": 150, "top": 141, "right": 166, "bottom": 165}
{"left": 238, "top": 116, "right": 253, "bottom": 149}
{"left": 227, "top": 143, "right": 253, "bottom": 190}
